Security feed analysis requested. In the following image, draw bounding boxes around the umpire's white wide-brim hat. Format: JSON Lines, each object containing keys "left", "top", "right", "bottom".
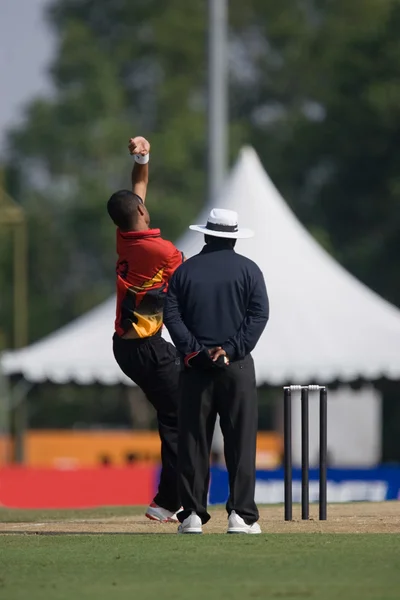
{"left": 189, "top": 208, "right": 254, "bottom": 239}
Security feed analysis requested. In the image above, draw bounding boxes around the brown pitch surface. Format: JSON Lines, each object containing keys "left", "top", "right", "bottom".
{"left": 1, "top": 502, "right": 399, "bottom": 535}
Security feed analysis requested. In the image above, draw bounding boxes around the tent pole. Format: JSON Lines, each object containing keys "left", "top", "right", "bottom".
{"left": 12, "top": 221, "right": 29, "bottom": 463}
{"left": 0, "top": 370, "right": 11, "bottom": 465}
{"left": 10, "top": 379, "right": 33, "bottom": 464}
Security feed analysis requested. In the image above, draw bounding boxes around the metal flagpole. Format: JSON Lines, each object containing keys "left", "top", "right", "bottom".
{"left": 208, "top": 0, "right": 228, "bottom": 459}
{"left": 207, "top": 0, "right": 228, "bottom": 203}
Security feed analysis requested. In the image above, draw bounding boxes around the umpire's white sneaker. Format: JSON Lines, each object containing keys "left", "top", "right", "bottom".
{"left": 227, "top": 511, "right": 261, "bottom": 534}
{"left": 177, "top": 512, "right": 203, "bottom": 534}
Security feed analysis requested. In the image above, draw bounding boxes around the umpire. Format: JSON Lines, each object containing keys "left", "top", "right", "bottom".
{"left": 164, "top": 208, "right": 269, "bottom": 534}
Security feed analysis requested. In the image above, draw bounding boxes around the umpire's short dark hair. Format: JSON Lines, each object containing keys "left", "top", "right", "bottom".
{"left": 107, "top": 190, "right": 143, "bottom": 230}
{"left": 204, "top": 234, "right": 236, "bottom": 249}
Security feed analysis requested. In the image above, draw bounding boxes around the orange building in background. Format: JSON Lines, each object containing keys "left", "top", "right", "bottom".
{"left": 0, "top": 430, "right": 283, "bottom": 468}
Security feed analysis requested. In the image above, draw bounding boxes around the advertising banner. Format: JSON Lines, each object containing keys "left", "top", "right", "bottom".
{"left": 209, "top": 466, "right": 400, "bottom": 504}
{"left": 0, "top": 466, "right": 155, "bottom": 509}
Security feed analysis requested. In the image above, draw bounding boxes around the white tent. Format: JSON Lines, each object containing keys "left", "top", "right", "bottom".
{"left": 2, "top": 147, "right": 400, "bottom": 385}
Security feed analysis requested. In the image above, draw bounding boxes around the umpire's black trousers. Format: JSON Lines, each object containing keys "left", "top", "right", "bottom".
{"left": 178, "top": 354, "right": 259, "bottom": 525}
{"left": 113, "top": 332, "right": 181, "bottom": 513}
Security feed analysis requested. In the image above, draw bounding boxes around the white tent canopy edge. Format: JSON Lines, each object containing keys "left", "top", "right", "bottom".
{"left": 2, "top": 147, "right": 400, "bottom": 385}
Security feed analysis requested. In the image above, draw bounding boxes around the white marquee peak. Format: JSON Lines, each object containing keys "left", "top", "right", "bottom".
{"left": 2, "top": 148, "right": 400, "bottom": 384}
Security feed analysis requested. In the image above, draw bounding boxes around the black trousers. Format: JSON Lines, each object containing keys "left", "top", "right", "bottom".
{"left": 178, "top": 354, "right": 259, "bottom": 525}
{"left": 113, "top": 333, "right": 181, "bottom": 513}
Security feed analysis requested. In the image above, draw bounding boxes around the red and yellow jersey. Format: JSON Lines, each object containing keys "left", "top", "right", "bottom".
{"left": 114, "top": 228, "right": 184, "bottom": 338}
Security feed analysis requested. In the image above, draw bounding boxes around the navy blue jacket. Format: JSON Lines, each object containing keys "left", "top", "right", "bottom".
{"left": 163, "top": 244, "right": 269, "bottom": 361}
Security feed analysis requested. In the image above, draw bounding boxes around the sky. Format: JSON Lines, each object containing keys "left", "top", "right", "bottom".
{"left": 0, "top": 0, "right": 54, "bottom": 154}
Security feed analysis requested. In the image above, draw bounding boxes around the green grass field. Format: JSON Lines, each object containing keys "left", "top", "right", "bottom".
{"left": 1, "top": 506, "right": 400, "bottom": 600}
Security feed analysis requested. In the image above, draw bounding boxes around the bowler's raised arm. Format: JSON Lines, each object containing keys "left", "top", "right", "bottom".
{"left": 128, "top": 136, "right": 150, "bottom": 203}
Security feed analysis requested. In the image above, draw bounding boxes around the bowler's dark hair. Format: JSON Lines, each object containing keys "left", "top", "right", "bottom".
{"left": 107, "top": 190, "right": 143, "bottom": 230}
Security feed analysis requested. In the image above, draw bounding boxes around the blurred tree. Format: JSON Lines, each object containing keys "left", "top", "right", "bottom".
{"left": 230, "top": 0, "right": 400, "bottom": 306}
{"left": 3, "top": 0, "right": 210, "bottom": 344}
{"left": 1, "top": 0, "right": 400, "bottom": 454}
{"left": 2, "top": 0, "right": 400, "bottom": 340}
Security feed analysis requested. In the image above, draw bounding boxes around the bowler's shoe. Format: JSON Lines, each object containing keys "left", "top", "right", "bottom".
{"left": 145, "top": 502, "right": 181, "bottom": 523}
